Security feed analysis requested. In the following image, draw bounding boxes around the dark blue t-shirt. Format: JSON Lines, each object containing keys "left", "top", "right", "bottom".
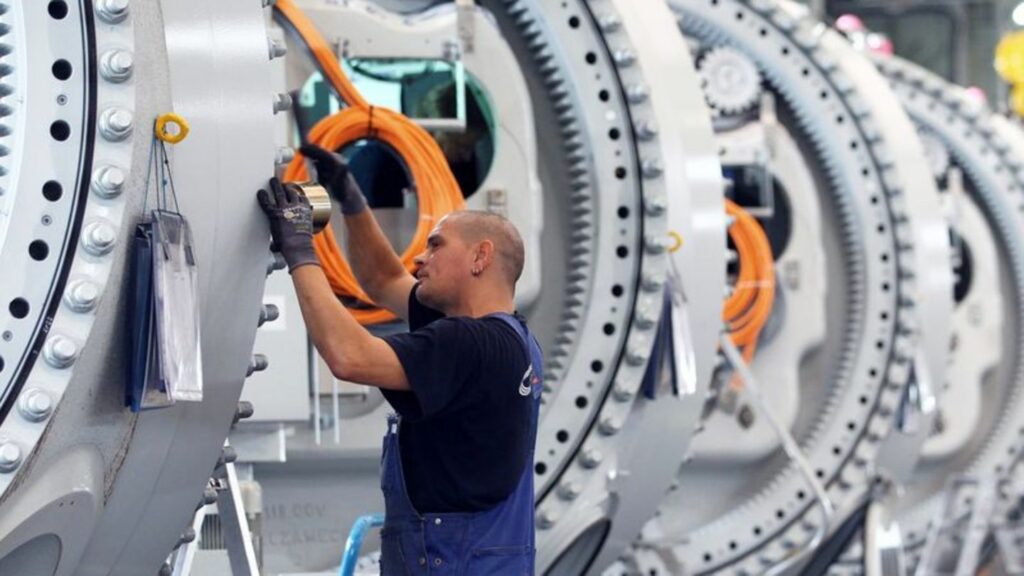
{"left": 381, "top": 286, "right": 535, "bottom": 513}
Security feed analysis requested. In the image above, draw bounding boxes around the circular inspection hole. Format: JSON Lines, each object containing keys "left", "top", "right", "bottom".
{"left": 556, "top": 430, "right": 570, "bottom": 443}
{"left": 52, "top": 59, "right": 73, "bottom": 81}
{"left": 608, "top": 128, "right": 621, "bottom": 141}
{"left": 599, "top": 89, "right": 610, "bottom": 102}
{"left": 43, "top": 181, "right": 63, "bottom": 201}
{"left": 617, "top": 206, "right": 630, "bottom": 219}
{"left": 591, "top": 360, "right": 603, "bottom": 373}
{"left": 603, "top": 323, "right": 615, "bottom": 335}
{"left": 29, "top": 240, "right": 49, "bottom": 261}
{"left": 616, "top": 245, "right": 629, "bottom": 258}
{"left": 48, "top": 0, "right": 68, "bottom": 19}
{"left": 50, "top": 121, "right": 71, "bottom": 141}
{"left": 535, "top": 462, "right": 547, "bottom": 475}
{"left": 614, "top": 166, "right": 627, "bottom": 179}
{"left": 575, "top": 395, "right": 588, "bottom": 409}
{"left": 8, "top": 298, "right": 29, "bottom": 319}
{"left": 585, "top": 51, "right": 597, "bottom": 65}
{"left": 568, "top": 15, "right": 580, "bottom": 28}
{"left": 611, "top": 284, "right": 624, "bottom": 297}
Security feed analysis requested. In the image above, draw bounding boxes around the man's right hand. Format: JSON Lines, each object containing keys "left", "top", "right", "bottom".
{"left": 300, "top": 144, "right": 368, "bottom": 215}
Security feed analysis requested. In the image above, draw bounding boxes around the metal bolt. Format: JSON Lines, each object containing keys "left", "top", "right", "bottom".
{"left": 636, "top": 121, "right": 659, "bottom": 141}
{"left": 276, "top": 146, "right": 295, "bottom": 166}
{"left": 641, "top": 271, "right": 665, "bottom": 292}
{"left": 96, "top": 0, "right": 130, "bottom": 24}
{"left": 626, "top": 341, "right": 649, "bottom": 366}
{"left": 635, "top": 300, "right": 657, "bottom": 329}
{"left": 273, "top": 93, "right": 293, "bottom": 114}
{"left": 100, "top": 49, "right": 134, "bottom": 83}
{"left": 18, "top": 389, "right": 53, "bottom": 422}
{"left": 626, "top": 84, "right": 649, "bottom": 104}
{"left": 91, "top": 165, "right": 126, "bottom": 198}
{"left": 44, "top": 335, "right": 78, "bottom": 369}
{"left": 267, "top": 252, "right": 287, "bottom": 275}
{"left": 641, "top": 159, "right": 664, "bottom": 179}
{"left": 613, "top": 381, "right": 634, "bottom": 402}
{"left": 247, "top": 354, "right": 269, "bottom": 376}
{"left": 645, "top": 234, "right": 667, "bottom": 254}
{"left": 82, "top": 221, "right": 117, "bottom": 256}
{"left": 599, "top": 416, "right": 623, "bottom": 436}
{"left": 258, "top": 303, "right": 280, "bottom": 327}
{"left": 99, "top": 107, "right": 133, "bottom": 141}
{"left": 645, "top": 195, "right": 667, "bottom": 217}
{"left": 612, "top": 49, "right": 636, "bottom": 67}
{"left": 558, "top": 481, "right": 582, "bottom": 500}
{"left": 64, "top": 279, "right": 101, "bottom": 313}
{"left": 580, "top": 448, "right": 604, "bottom": 468}
{"left": 268, "top": 38, "right": 288, "bottom": 60}
{"left": 0, "top": 442, "right": 21, "bottom": 473}
{"left": 537, "top": 509, "right": 558, "bottom": 529}
{"left": 597, "top": 14, "right": 621, "bottom": 31}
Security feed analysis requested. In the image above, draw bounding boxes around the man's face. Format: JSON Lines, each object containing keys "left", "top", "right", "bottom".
{"left": 414, "top": 216, "right": 474, "bottom": 312}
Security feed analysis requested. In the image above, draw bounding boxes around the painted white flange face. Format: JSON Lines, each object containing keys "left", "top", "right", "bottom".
{"left": 0, "top": 0, "right": 134, "bottom": 498}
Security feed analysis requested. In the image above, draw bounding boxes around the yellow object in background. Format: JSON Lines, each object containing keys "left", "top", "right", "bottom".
{"left": 996, "top": 32, "right": 1024, "bottom": 116}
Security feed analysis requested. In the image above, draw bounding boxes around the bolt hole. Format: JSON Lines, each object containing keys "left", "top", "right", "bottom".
{"left": 618, "top": 206, "right": 630, "bottom": 219}
{"left": 616, "top": 245, "right": 629, "bottom": 258}
{"left": 609, "top": 128, "right": 621, "bottom": 140}
{"left": 50, "top": 121, "right": 71, "bottom": 142}
{"left": 48, "top": 0, "right": 68, "bottom": 19}
{"left": 556, "top": 430, "right": 569, "bottom": 443}
{"left": 585, "top": 51, "right": 597, "bottom": 65}
{"left": 568, "top": 15, "right": 580, "bottom": 28}
{"left": 29, "top": 241, "right": 49, "bottom": 261}
{"left": 591, "top": 360, "right": 603, "bottom": 373}
{"left": 599, "top": 89, "right": 610, "bottom": 102}
{"left": 535, "top": 462, "right": 547, "bottom": 475}
{"left": 575, "top": 395, "right": 588, "bottom": 409}
{"left": 8, "top": 298, "right": 29, "bottom": 319}
{"left": 860, "top": 395, "right": 869, "bottom": 405}
{"left": 615, "top": 166, "right": 627, "bottom": 179}
{"left": 612, "top": 284, "right": 624, "bottom": 297}
{"left": 52, "top": 59, "right": 73, "bottom": 81}
{"left": 43, "top": 181, "right": 63, "bottom": 201}
{"left": 603, "top": 323, "right": 615, "bottom": 335}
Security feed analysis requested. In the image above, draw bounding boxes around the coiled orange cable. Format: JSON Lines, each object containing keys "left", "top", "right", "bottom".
{"left": 275, "top": 0, "right": 465, "bottom": 325}
{"left": 723, "top": 199, "right": 776, "bottom": 373}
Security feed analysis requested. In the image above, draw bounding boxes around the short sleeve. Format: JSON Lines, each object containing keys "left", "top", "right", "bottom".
{"left": 382, "top": 318, "right": 477, "bottom": 419}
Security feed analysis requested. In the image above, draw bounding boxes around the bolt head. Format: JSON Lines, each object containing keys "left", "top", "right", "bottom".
{"left": 83, "top": 222, "right": 117, "bottom": 255}
{"left": 613, "top": 49, "right": 636, "bottom": 66}
{"left": 626, "top": 341, "right": 649, "bottom": 366}
{"left": 65, "top": 280, "right": 101, "bottom": 312}
{"left": 597, "top": 15, "right": 621, "bottom": 31}
{"left": 44, "top": 336, "right": 78, "bottom": 369}
{"left": 100, "top": 108, "right": 134, "bottom": 141}
{"left": 580, "top": 448, "right": 603, "bottom": 468}
{"left": 642, "top": 271, "right": 665, "bottom": 292}
{"left": 92, "top": 165, "right": 126, "bottom": 198}
{"left": 268, "top": 39, "right": 288, "bottom": 60}
{"left": 0, "top": 442, "right": 21, "bottom": 472}
{"left": 97, "top": 0, "right": 130, "bottom": 23}
{"left": 627, "top": 84, "right": 649, "bottom": 104}
{"left": 18, "top": 389, "right": 53, "bottom": 422}
{"left": 101, "top": 50, "right": 134, "bottom": 82}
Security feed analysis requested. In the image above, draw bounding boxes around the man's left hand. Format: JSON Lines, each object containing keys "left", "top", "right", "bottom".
{"left": 257, "top": 177, "right": 320, "bottom": 273}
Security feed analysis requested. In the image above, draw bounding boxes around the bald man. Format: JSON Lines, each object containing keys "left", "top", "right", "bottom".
{"left": 257, "top": 144, "right": 543, "bottom": 575}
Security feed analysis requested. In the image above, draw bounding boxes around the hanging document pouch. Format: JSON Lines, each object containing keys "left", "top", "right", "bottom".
{"left": 127, "top": 115, "right": 202, "bottom": 411}
{"left": 151, "top": 209, "right": 203, "bottom": 402}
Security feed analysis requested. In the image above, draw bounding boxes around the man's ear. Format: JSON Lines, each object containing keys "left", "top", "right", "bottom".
{"left": 475, "top": 239, "right": 496, "bottom": 269}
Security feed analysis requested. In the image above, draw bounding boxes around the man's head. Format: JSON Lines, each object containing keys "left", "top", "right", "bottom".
{"left": 413, "top": 210, "right": 525, "bottom": 314}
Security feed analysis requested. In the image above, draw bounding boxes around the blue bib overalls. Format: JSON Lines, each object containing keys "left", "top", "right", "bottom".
{"left": 379, "top": 314, "right": 543, "bottom": 575}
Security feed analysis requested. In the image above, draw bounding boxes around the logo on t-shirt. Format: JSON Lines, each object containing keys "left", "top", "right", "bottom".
{"left": 519, "top": 365, "right": 535, "bottom": 397}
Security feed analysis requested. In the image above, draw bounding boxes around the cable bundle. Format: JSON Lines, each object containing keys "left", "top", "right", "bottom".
{"left": 722, "top": 199, "right": 776, "bottom": 369}
{"left": 275, "top": 0, "right": 465, "bottom": 324}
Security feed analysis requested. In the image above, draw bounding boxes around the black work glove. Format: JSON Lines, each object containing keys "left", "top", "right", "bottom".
{"left": 300, "top": 144, "right": 368, "bottom": 215}
{"left": 257, "top": 177, "right": 320, "bottom": 273}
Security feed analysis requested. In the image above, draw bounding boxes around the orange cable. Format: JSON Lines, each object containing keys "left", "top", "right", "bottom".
{"left": 275, "top": 0, "right": 465, "bottom": 325}
{"left": 723, "top": 199, "right": 776, "bottom": 375}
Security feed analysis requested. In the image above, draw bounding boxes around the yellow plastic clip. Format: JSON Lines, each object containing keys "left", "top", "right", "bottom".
{"left": 155, "top": 113, "right": 190, "bottom": 144}
{"left": 667, "top": 231, "right": 684, "bottom": 253}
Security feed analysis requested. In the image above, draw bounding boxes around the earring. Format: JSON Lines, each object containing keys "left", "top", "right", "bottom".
{"left": 472, "top": 268, "right": 481, "bottom": 276}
